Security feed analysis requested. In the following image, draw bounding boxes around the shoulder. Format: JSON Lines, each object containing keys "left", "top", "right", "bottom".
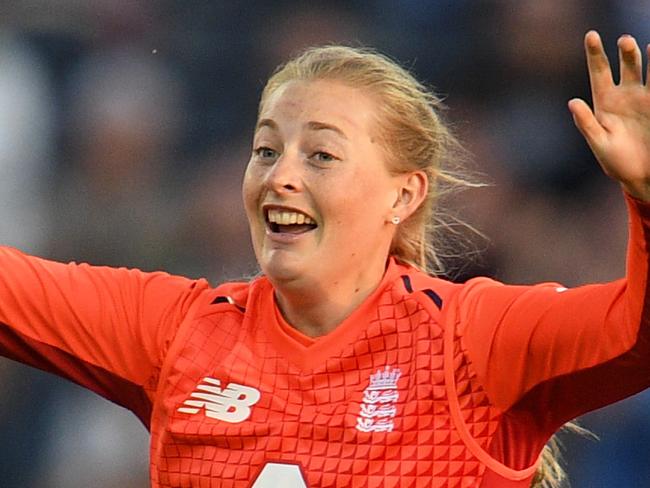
{"left": 457, "top": 275, "right": 567, "bottom": 306}
{"left": 213, "top": 280, "right": 253, "bottom": 304}
{"left": 389, "top": 263, "right": 563, "bottom": 322}
{"left": 188, "top": 279, "right": 254, "bottom": 316}
{"left": 390, "top": 261, "right": 462, "bottom": 314}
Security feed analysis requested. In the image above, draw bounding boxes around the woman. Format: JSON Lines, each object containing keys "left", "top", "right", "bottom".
{"left": 0, "top": 31, "right": 649, "bottom": 487}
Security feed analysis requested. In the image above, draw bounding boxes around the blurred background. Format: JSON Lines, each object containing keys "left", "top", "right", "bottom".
{"left": 0, "top": 0, "right": 648, "bottom": 486}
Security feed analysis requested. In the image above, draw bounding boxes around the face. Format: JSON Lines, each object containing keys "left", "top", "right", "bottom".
{"left": 242, "top": 79, "right": 404, "bottom": 289}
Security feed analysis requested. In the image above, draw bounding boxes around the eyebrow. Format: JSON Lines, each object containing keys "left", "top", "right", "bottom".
{"left": 306, "top": 121, "right": 348, "bottom": 140}
{"left": 255, "top": 118, "right": 348, "bottom": 140}
{"left": 256, "top": 118, "right": 278, "bottom": 132}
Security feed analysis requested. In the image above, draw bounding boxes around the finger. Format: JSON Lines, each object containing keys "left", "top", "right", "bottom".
{"left": 568, "top": 98, "right": 607, "bottom": 151}
{"left": 585, "top": 31, "right": 614, "bottom": 97}
{"left": 618, "top": 34, "right": 643, "bottom": 84}
{"left": 646, "top": 44, "right": 650, "bottom": 88}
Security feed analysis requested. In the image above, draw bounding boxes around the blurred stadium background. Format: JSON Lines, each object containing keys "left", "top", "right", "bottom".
{"left": 0, "top": 0, "right": 649, "bottom": 486}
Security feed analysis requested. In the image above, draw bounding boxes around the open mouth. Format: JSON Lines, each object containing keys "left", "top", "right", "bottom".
{"left": 265, "top": 207, "right": 318, "bottom": 235}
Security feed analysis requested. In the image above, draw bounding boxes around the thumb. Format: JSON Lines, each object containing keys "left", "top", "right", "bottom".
{"left": 568, "top": 98, "right": 607, "bottom": 150}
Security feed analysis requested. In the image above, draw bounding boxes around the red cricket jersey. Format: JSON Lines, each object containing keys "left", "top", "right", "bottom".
{"left": 1, "top": 193, "right": 649, "bottom": 487}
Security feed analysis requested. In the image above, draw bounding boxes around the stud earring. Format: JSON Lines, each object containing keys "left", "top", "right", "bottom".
{"left": 391, "top": 216, "right": 401, "bottom": 225}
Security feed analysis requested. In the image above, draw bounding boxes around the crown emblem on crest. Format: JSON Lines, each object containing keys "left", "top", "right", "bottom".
{"left": 356, "top": 365, "right": 402, "bottom": 433}
{"left": 367, "top": 366, "right": 402, "bottom": 391}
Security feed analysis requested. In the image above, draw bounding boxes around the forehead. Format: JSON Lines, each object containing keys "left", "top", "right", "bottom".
{"left": 258, "top": 79, "right": 380, "bottom": 136}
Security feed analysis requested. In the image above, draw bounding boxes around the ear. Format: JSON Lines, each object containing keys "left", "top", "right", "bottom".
{"left": 389, "top": 170, "right": 428, "bottom": 221}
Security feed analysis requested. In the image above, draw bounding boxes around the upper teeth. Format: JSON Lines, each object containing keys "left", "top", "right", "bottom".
{"left": 267, "top": 209, "right": 315, "bottom": 225}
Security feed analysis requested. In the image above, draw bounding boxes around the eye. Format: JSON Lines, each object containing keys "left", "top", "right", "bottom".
{"left": 311, "top": 151, "right": 337, "bottom": 163}
{"left": 254, "top": 147, "right": 279, "bottom": 160}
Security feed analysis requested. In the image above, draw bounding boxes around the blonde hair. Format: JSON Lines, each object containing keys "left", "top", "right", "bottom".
{"left": 260, "top": 45, "right": 568, "bottom": 487}
{"left": 260, "top": 45, "right": 473, "bottom": 275}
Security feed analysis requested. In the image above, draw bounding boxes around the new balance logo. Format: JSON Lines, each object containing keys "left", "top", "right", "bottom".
{"left": 177, "top": 377, "right": 261, "bottom": 423}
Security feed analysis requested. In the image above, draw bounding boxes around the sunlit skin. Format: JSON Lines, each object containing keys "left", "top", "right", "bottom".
{"left": 569, "top": 32, "right": 650, "bottom": 202}
{"left": 240, "top": 30, "right": 650, "bottom": 339}
{"left": 242, "top": 80, "right": 426, "bottom": 338}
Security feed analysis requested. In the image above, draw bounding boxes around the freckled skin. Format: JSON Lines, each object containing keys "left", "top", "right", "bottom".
{"left": 242, "top": 80, "right": 424, "bottom": 335}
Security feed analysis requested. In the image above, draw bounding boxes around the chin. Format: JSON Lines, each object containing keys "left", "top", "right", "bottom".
{"left": 260, "top": 254, "right": 308, "bottom": 285}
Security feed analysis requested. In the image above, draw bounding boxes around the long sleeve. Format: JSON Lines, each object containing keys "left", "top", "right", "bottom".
{"left": 459, "top": 193, "right": 650, "bottom": 425}
{"left": 0, "top": 247, "right": 209, "bottom": 427}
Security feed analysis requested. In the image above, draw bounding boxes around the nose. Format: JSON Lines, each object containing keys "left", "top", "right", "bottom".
{"left": 265, "top": 149, "right": 302, "bottom": 193}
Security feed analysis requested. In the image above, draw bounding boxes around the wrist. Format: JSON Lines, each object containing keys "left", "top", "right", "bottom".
{"left": 621, "top": 182, "right": 650, "bottom": 203}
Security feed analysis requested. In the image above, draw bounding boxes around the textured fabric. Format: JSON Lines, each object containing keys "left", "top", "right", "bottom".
{"left": 0, "top": 195, "right": 649, "bottom": 487}
{"left": 152, "top": 269, "right": 499, "bottom": 487}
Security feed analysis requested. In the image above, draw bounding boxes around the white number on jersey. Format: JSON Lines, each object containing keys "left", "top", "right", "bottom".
{"left": 251, "top": 462, "right": 308, "bottom": 487}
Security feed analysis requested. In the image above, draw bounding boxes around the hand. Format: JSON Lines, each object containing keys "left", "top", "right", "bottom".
{"left": 569, "top": 31, "right": 650, "bottom": 201}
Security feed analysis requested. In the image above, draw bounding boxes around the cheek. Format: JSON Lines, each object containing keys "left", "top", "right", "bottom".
{"left": 325, "top": 177, "right": 391, "bottom": 234}
{"left": 347, "top": 170, "right": 394, "bottom": 210}
{"left": 242, "top": 164, "right": 262, "bottom": 214}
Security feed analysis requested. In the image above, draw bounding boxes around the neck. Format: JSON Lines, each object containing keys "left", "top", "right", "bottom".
{"left": 273, "top": 260, "right": 390, "bottom": 338}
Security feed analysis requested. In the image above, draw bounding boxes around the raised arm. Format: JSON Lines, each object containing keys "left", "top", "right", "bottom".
{"left": 459, "top": 32, "right": 650, "bottom": 427}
